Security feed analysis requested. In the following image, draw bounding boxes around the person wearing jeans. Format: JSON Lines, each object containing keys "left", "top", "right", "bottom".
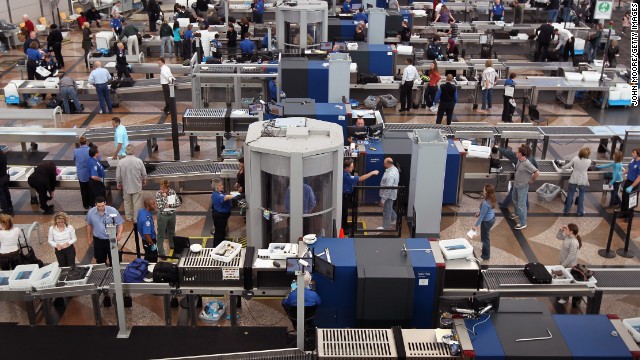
{"left": 59, "top": 75, "right": 83, "bottom": 114}
{"left": 496, "top": 145, "right": 538, "bottom": 209}
{"left": 88, "top": 61, "right": 113, "bottom": 114}
{"left": 378, "top": 158, "right": 400, "bottom": 230}
{"left": 546, "top": 0, "right": 560, "bottom": 22}
{"left": 472, "top": 184, "right": 496, "bottom": 261}
{"left": 509, "top": 146, "right": 539, "bottom": 230}
{"left": 596, "top": 151, "right": 624, "bottom": 208}
{"left": 480, "top": 60, "right": 497, "bottom": 111}
{"left": 159, "top": 20, "right": 173, "bottom": 59}
{"left": 155, "top": 180, "right": 181, "bottom": 256}
{"left": 562, "top": 147, "right": 592, "bottom": 216}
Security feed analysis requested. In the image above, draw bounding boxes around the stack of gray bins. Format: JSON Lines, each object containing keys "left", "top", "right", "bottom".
{"left": 364, "top": 95, "right": 381, "bottom": 109}
{"left": 380, "top": 94, "right": 399, "bottom": 108}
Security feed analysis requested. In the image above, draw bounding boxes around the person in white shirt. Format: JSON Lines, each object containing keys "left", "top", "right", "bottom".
{"left": 480, "top": 59, "right": 498, "bottom": 112}
{"left": 399, "top": 58, "right": 418, "bottom": 112}
{"left": 159, "top": 57, "right": 176, "bottom": 114}
{"left": 47, "top": 212, "right": 77, "bottom": 267}
{"left": 0, "top": 214, "right": 21, "bottom": 270}
{"left": 388, "top": 0, "right": 400, "bottom": 10}
{"left": 112, "top": 1, "right": 122, "bottom": 17}
{"left": 554, "top": 28, "right": 575, "bottom": 61}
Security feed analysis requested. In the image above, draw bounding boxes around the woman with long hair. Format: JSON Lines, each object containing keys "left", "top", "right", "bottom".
{"left": 555, "top": 223, "right": 582, "bottom": 304}
{"left": 472, "top": 184, "right": 496, "bottom": 260}
{"left": 0, "top": 214, "right": 20, "bottom": 270}
{"left": 47, "top": 212, "right": 77, "bottom": 267}
{"left": 562, "top": 147, "right": 591, "bottom": 216}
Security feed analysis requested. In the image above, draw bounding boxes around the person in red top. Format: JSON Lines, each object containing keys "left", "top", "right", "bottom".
{"left": 22, "top": 14, "right": 35, "bottom": 33}
{"left": 422, "top": 62, "right": 441, "bottom": 110}
{"left": 77, "top": 12, "right": 87, "bottom": 29}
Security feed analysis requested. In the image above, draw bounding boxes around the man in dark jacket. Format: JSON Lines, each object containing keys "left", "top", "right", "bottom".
{"left": 115, "top": 42, "right": 131, "bottom": 80}
{"left": 227, "top": 23, "right": 237, "bottom": 60}
{"left": 0, "top": 149, "right": 13, "bottom": 215}
{"left": 196, "top": 0, "right": 210, "bottom": 18}
{"left": 27, "top": 162, "right": 57, "bottom": 214}
{"left": 46, "top": 24, "right": 64, "bottom": 67}
{"left": 23, "top": 31, "right": 39, "bottom": 54}
{"left": 535, "top": 21, "right": 554, "bottom": 62}
{"left": 433, "top": 74, "right": 458, "bottom": 125}
{"left": 147, "top": 0, "right": 161, "bottom": 32}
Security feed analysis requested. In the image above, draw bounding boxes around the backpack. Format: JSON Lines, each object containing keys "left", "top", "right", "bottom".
{"left": 570, "top": 264, "right": 594, "bottom": 282}
{"left": 153, "top": 261, "right": 180, "bottom": 285}
{"left": 123, "top": 258, "right": 149, "bottom": 283}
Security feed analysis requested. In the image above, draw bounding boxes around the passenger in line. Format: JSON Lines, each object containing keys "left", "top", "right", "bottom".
{"left": 156, "top": 180, "right": 181, "bottom": 256}
{"left": 562, "top": 147, "right": 591, "bottom": 216}
{"left": 86, "top": 196, "right": 124, "bottom": 266}
{"left": 555, "top": 223, "right": 581, "bottom": 305}
{"left": 116, "top": 144, "right": 147, "bottom": 221}
{"left": 596, "top": 151, "right": 624, "bottom": 208}
{"left": 378, "top": 157, "right": 400, "bottom": 230}
{"left": 509, "top": 145, "right": 539, "bottom": 230}
{"left": 48, "top": 212, "right": 77, "bottom": 267}
{"left": 472, "top": 184, "right": 496, "bottom": 261}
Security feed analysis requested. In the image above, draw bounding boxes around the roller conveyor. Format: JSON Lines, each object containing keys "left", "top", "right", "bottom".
{"left": 385, "top": 123, "right": 453, "bottom": 135}
{"left": 114, "top": 76, "right": 192, "bottom": 94}
{"left": 85, "top": 123, "right": 184, "bottom": 141}
{"left": 105, "top": 160, "right": 218, "bottom": 182}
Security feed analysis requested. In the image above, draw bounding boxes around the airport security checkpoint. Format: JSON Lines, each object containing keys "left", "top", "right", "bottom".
{"left": 0, "top": 0, "right": 639, "bottom": 358}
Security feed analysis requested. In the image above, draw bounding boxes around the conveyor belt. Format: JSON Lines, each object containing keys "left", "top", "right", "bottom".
{"left": 105, "top": 161, "right": 217, "bottom": 180}
{"left": 213, "top": 162, "right": 241, "bottom": 173}
{"left": 484, "top": 270, "right": 531, "bottom": 289}
{"left": 101, "top": 268, "right": 126, "bottom": 286}
{"left": 87, "top": 268, "right": 109, "bottom": 287}
{"left": 587, "top": 269, "right": 640, "bottom": 289}
{"left": 494, "top": 126, "right": 541, "bottom": 134}
{"left": 115, "top": 76, "right": 191, "bottom": 94}
{"left": 538, "top": 126, "right": 595, "bottom": 136}
{"left": 84, "top": 124, "right": 183, "bottom": 142}
{"left": 497, "top": 160, "right": 557, "bottom": 174}
{"left": 385, "top": 123, "right": 453, "bottom": 135}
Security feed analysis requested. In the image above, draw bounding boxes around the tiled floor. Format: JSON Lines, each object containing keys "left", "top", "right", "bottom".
{"left": 0, "top": 3, "right": 639, "bottom": 331}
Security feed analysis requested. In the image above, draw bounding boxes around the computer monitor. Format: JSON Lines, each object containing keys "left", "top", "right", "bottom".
{"left": 248, "top": 103, "right": 264, "bottom": 115}
{"left": 438, "top": 295, "right": 472, "bottom": 314}
{"left": 286, "top": 257, "right": 313, "bottom": 274}
{"left": 334, "top": 42, "right": 347, "bottom": 51}
{"left": 269, "top": 104, "right": 284, "bottom": 117}
{"left": 368, "top": 123, "right": 384, "bottom": 137}
{"left": 347, "top": 125, "right": 368, "bottom": 141}
{"left": 472, "top": 292, "right": 500, "bottom": 313}
{"left": 320, "top": 41, "right": 333, "bottom": 51}
{"left": 313, "top": 254, "right": 335, "bottom": 281}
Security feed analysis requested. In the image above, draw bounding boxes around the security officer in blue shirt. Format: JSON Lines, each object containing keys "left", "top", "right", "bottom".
{"left": 620, "top": 148, "right": 640, "bottom": 218}
{"left": 239, "top": 32, "right": 255, "bottom": 62}
{"left": 211, "top": 178, "right": 239, "bottom": 246}
{"left": 88, "top": 146, "right": 106, "bottom": 203}
{"left": 282, "top": 273, "right": 321, "bottom": 307}
{"left": 268, "top": 79, "right": 278, "bottom": 102}
{"left": 342, "top": 159, "right": 378, "bottom": 231}
{"left": 253, "top": 0, "right": 265, "bottom": 24}
{"left": 25, "top": 41, "right": 43, "bottom": 81}
{"left": 353, "top": 7, "right": 368, "bottom": 23}
{"left": 342, "top": 0, "right": 353, "bottom": 13}
{"left": 137, "top": 198, "right": 158, "bottom": 262}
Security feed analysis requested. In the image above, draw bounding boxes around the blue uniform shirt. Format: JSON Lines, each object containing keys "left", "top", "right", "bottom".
{"left": 184, "top": 29, "right": 193, "bottom": 40}
{"left": 74, "top": 145, "right": 91, "bottom": 182}
{"left": 492, "top": 3, "right": 505, "bottom": 17}
{"left": 240, "top": 38, "right": 255, "bottom": 55}
{"left": 262, "top": 34, "right": 269, "bottom": 48}
{"left": 89, "top": 157, "right": 105, "bottom": 179}
{"left": 283, "top": 287, "right": 322, "bottom": 307}
{"left": 628, "top": 159, "right": 639, "bottom": 182}
{"left": 26, "top": 48, "right": 43, "bottom": 61}
{"left": 342, "top": 1, "right": 352, "bottom": 13}
{"left": 86, "top": 206, "right": 125, "bottom": 239}
{"left": 353, "top": 12, "right": 368, "bottom": 23}
{"left": 212, "top": 191, "right": 232, "bottom": 213}
{"left": 110, "top": 17, "right": 123, "bottom": 30}
{"left": 114, "top": 124, "right": 129, "bottom": 157}
{"left": 343, "top": 170, "right": 359, "bottom": 194}
{"left": 137, "top": 208, "right": 156, "bottom": 240}
{"left": 255, "top": 0, "right": 265, "bottom": 14}
{"left": 268, "top": 80, "right": 278, "bottom": 101}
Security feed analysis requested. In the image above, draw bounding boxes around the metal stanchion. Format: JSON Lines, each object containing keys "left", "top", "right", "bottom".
{"left": 169, "top": 83, "right": 180, "bottom": 161}
{"left": 616, "top": 211, "right": 635, "bottom": 258}
{"left": 598, "top": 210, "right": 617, "bottom": 258}
{"left": 108, "top": 219, "right": 130, "bottom": 338}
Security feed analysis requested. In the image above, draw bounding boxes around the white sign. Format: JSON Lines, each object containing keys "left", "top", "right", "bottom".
{"left": 222, "top": 268, "right": 240, "bottom": 280}
{"left": 594, "top": 0, "right": 613, "bottom": 20}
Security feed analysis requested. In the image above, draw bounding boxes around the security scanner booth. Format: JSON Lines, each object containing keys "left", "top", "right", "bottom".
{"left": 244, "top": 118, "right": 344, "bottom": 247}
{"left": 276, "top": 1, "right": 328, "bottom": 51}
{"left": 279, "top": 52, "right": 352, "bottom": 104}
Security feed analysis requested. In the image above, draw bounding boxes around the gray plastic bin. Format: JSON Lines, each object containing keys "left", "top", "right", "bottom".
{"left": 536, "top": 183, "right": 561, "bottom": 202}
{"left": 380, "top": 94, "right": 399, "bottom": 108}
{"left": 364, "top": 95, "right": 381, "bottom": 108}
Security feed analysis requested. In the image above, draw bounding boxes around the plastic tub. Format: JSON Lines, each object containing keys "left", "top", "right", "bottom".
{"left": 58, "top": 167, "right": 78, "bottom": 180}
{"left": 439, "top": 238, "right": 473, "bottom": 260}
{"left": 0, "top": 270, "right": 14, "bottom": 290}
{"left": 199, "top": 300, "right": 226, "bottom": 322}
{"left": 268, "top": 242, "right": 299, "bottom": 260}
{"left": 32, "top": 263, "right": 61, "bottom": 291}
{"left": 545, "top": 265, "right": 574, "bottom": 284}
{"left": 536, "top": 183, "right": 561, "bottom": 202}
{"left": 8, "top": 167, "right": 27, "bottom": 181}
{"left": 60, "top": 265, "right": 93, "bottom": 286}
{"left": 9, "top": 264, "right": 39, "bottom": 291}
{"left": 211, "top": 241, "right": 242, "bottom": 263}
{"left": 622, "top": 317, "right": 640, "bottom": 342}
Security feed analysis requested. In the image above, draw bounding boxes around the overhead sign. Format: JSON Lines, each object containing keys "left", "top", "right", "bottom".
{"left": 594, "top": 0, "right": 613, "bottom": 19}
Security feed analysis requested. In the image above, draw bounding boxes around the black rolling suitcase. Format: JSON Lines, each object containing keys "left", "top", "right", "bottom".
{"left": 573, "top": 54, "right": 588, "bottom": 66}
{"left": 524, "top": 262, "right": 552, "bottom": 284}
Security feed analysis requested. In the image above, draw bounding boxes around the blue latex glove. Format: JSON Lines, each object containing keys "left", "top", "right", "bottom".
{"left": 150, "top": 244, "right": 157, "bottom": 251}
{"left": 626, "top": 186, "right": 634, "bottom": 194}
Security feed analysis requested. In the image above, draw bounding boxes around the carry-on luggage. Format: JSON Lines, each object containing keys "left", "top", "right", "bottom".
{"left": 524, "top": 262, "right": 552, "bottom": 284}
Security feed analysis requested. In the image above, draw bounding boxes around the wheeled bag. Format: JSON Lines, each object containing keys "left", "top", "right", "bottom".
{"left": 524, "top": 262, "right": 552, "bottom": 284}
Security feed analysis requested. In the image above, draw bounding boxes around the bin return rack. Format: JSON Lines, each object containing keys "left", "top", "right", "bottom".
{"left": 443, "top": 267, "right": 640, "bottom": 315}
{"left": 0, "top": 107, "right": 63, "bottom": 128}
{"left": 84, "top": 123, "right": 184, "bottom": 154}
{"left": 8, "top": 160, "right": 236, "bottom": 191}
{"left": 0, "top": 127, "right": 85, "bottom": 159}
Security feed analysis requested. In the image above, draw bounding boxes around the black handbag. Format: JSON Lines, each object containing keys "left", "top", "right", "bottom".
{"left": 18, "top": 230, "right": 44, "bottom": 268}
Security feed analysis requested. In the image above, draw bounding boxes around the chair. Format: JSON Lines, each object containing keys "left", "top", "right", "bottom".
{"left": 38, "top": 17, "right": 47, "bottom": 26}
{"left": 283, "top": 303, "right": 318, "bottom": 333}
{"left": 59, "top": 11, "right": 74, "bottom": 31}
{"left": 527, "top": 106, "right": 547, "bottom": 126}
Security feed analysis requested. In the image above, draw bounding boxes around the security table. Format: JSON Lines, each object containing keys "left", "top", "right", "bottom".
{"left": 0, "top": 127, "right": 85, "bottom": 159}
{"left": 537, "top": 126, "right": 617, "bottom": 159}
